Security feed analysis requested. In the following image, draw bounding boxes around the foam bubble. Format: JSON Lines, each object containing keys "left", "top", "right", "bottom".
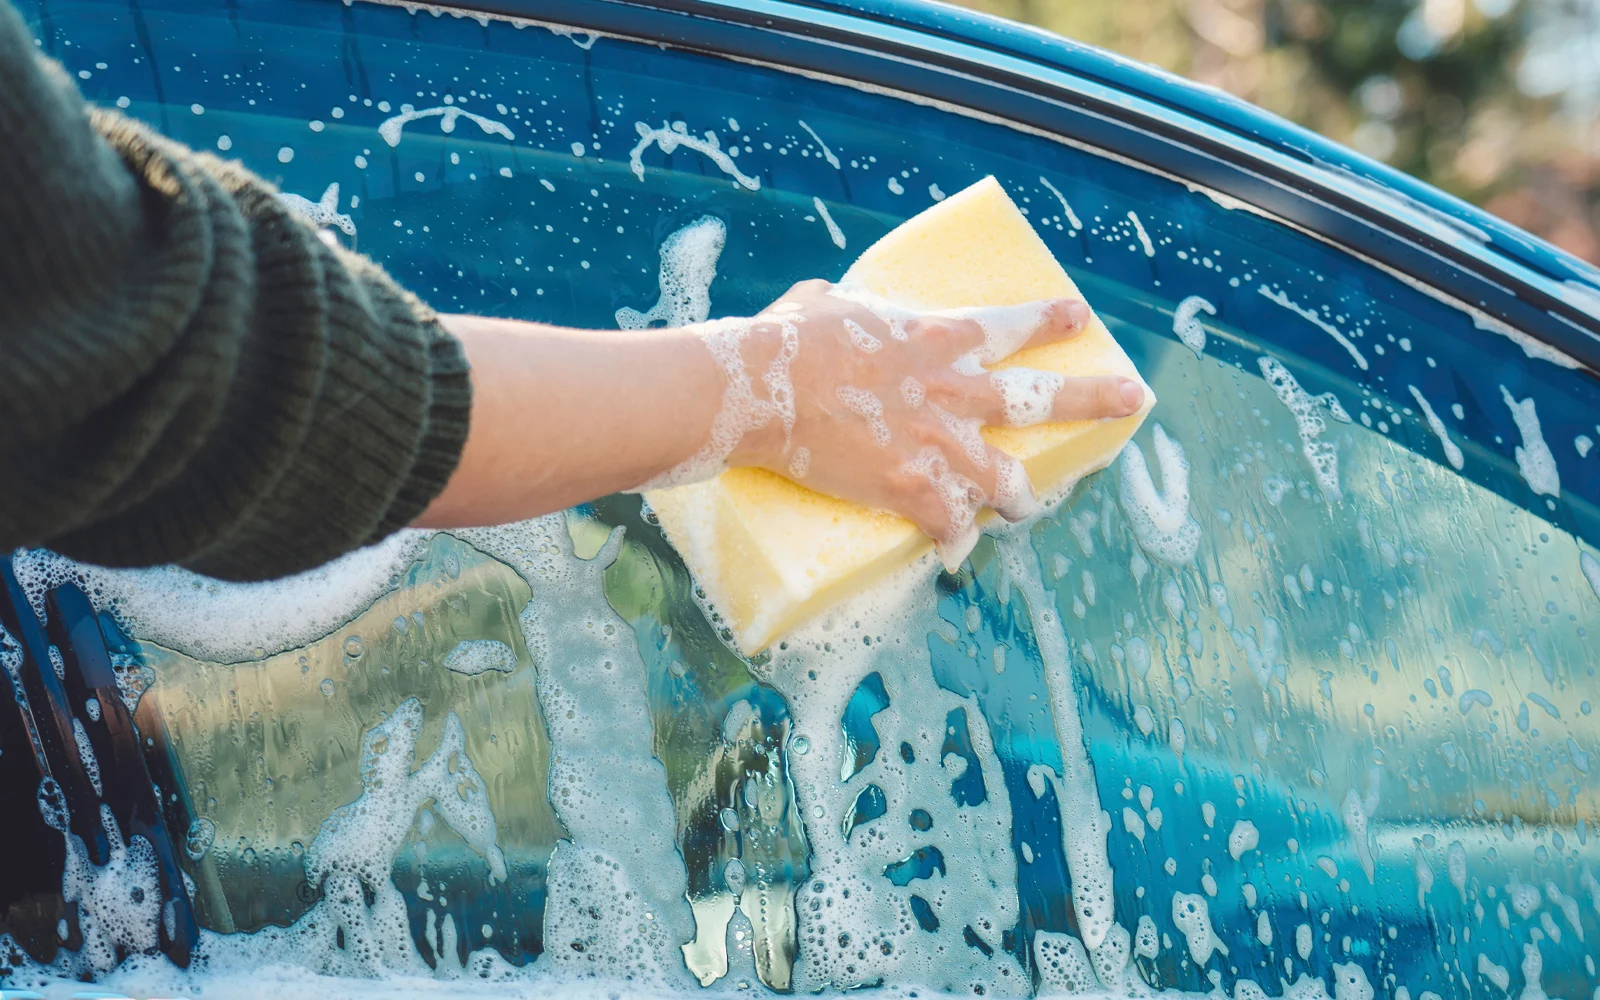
{"left": 615, "top": 217, "right": 726, "bottom": 331}
{"left": 442, "top": 638, "right": 517, "bottom": 675}
{"left": 1258, "top": 357, "right": 1350, "bottom": 502}
{"left": 279, "top": 183, "right": 357, "bottom": 236}
{"left": 836, "top": 386, "right": 891, "bottom": 448}
{"left": 899, "top": 376, "right": 925, "bottom": 408}
{"left": 1499, "top": 386, "right": 1560, "bottom": 497}
{"left": 1118, "top": 424, "right": 1201, "bottom": 565}
{"left": 1406, "top": 385, "right": 1464, "bottom": 470}
{"left": 1171, "top": 892, "right": 1227, "bottom": 965}
{"left": 990, "top": 368, "right": 1063, "bottom": 427}
{"left": 1172, "top": 295, "right": 1215, "bottom": 358}
{"left": 844, "top": 318, "right": 882, "bottom": 353}
{"left": 812, "top": 197, "right": 846, "bottom": 249}
{"left": 901, "top": 448, "right": 983, "bottom": 570}
{"left": 1228, "top": 820, "right": 1259, "bottom": 860}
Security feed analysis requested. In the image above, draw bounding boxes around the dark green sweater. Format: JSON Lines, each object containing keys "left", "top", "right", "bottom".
{"left": 0, "top": 1, "right": 472, "bottom": 581}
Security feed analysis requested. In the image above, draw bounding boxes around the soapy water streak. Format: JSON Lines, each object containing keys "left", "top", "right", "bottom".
{"left": 796, "top": 120, "right": 841, "bottom": 169}
{"left": 629, "top": 121, "right": 760, "bottom": 191}
{"left": 378, "top": 104, "right": 515, "bottom": 147}
{"left": 1172, "top": 295, "right": 1215, "bottom": 358}
{"left": 279, "top": 182, "right": 356, "bottom": 236}
{"left": 812, "top": 197, "right": 846, "bottom": 249}
{"left": 1127, "top": 211, "right": 1155, "bottom": 257}
{"left": 1037, "top": 176, "right": 1082, "bottom": 230}
{"left": 1257, "top": 356, "right": 1351, "bottom": 502}
{"left": 1258, "top": 285, "right": 1370, "bottom": 371}
{"left": 836, "top": 386, "right": 891, "bottom": 448}
{"left": 1406, "top": 385, "right": 1464, "bottom": 470}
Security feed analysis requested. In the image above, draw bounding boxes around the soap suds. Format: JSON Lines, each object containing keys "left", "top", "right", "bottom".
{"left": 280, "top": 183, "right": 357, "bottom": 236}
{"left": 1038, "top": 176, "right": 1082, "bottom": 230}
{"left": 1499, "top": 386, "right": 1560, "bottom": 497}
{"left": 990, "top": 368, "right": 1064, "bottom": 427}
{"left": 442, "top": 639, "right": 517, "bottom": 675}
{"left": 1228, "top": 820, "right": 1259, "bottom": 860}
{"left": 845, "top": 318, "right": 882, "bottom": 353}
{"left": 903, "top": 448, "right": 985, "bottom": 570}
{"left": 1173, "top": 295, "right": 1214, "bottom": 358}
{"left": 812, "top": 197, "right": 846, "bottom": 248}
{"left": 1407, "top": 385, "right": 1464, "bottom": 470}
{"left": 378, "top": 104, "right": 513, "bottom": 146}
{"left": 629, "top": 121, "right": 759, "bottom": 190}
{"left": 616, "top": 217, "right": 726, "bottom": 330}
{"left": 1172, "top": 892, "right": 1227, "bottom": 965}
{"left": 787, "top": 446, "right": 811, "bottom": 479}
{"left": 830, "top": 388, "right": 886, "bottom": 450}
{"left": 1258, "top": 357, "right": 1350, "bottom": 502}
{"left": 1258, "top": 286, "right": 1369, "bottom": 370}
{"left": 1118, "top": 424, "right": 1201, "bottom": 565}
{"left": 900, "top": 376, "right": 926, "bottom": 408}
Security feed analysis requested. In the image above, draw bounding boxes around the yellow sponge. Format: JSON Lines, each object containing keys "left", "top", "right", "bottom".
{"left": 646, "top": 176, "right": 1155, "bottom": 654}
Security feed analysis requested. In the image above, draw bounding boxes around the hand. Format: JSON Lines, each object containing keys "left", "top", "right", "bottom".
{"left": 697, "top": 279, "right": 1145, "bottom": 568}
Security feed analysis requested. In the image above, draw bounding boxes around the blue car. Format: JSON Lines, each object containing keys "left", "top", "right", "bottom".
{"left": 1, "top": 0, "right": 1597, "bottom": 998}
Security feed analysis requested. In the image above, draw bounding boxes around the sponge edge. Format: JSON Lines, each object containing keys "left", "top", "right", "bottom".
{"left": 647, "top": 176, "right": 1156, "bottom": 654}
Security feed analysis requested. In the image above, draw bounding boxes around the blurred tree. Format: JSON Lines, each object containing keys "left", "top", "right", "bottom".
{"left": 950, "top": 0, "right": 1600, "bottom": 263}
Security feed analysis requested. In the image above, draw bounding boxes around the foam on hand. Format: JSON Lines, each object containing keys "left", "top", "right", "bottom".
{"left": 646, "top": 176, "right": 1155, "bottom": 654}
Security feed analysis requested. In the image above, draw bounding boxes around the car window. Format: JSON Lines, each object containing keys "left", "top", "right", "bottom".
{"left": 9, "top": 0, "right": 1600, "bottom": 997}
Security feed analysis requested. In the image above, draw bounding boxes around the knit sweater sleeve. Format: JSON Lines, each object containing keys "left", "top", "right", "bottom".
{"left": 0, "top": 1, "right": 472, "bottom": 581}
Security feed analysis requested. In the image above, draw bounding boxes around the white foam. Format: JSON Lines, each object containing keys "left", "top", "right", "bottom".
{"left": 1577, "top": 434, "right": 1593, "bottom": 457}
{"left": 1127, "top": 211, "right": 1154, "bottom": 257}
{"left": 628, "top": 121, "right": 759, "bottom": 191}
{"left": 1258, "top": 286, "right": 1369, "bottom": 371}
{"left": 61, "top": 806, "right": 163, "bottom": 975}
{"left": 1499, "top": 386, "right": 1561, "bottom": 497}
{"left": 844, "top": 318, "right": 882, "bottom": 353}
{"left": 1118, "top": 424, "right": 1201, "bottom": 565}
{"left": 279, "top": 183, "right": 357, "bottom": 236}
{"left": 899, "top": 376, "right": 926, "bottom": 408}
{"left": 812, "top": 197, "right": 846, "bottom": 249}
{"left": 1296, "top": 923, "right": 1313, "bottom": 960}
{"left": 1172, "top": 295, "right": 1214, "bottom": 358}
{"left": 836, "top": 386, "right": 891, "bottom": 448}
{"left": 1038, "top": 176, "right": 1082, "bottom": 230}
{"left": 1171, "top": 892, "right": 1226, "bottom": 965}
{"left": 787, "top": 446, "right": 811, "bottom": 479}
{"left": 1258, "top": 357, "right": 1349, "bottom": 502}
{"left": 1470, "top": 311, "right": 1584, "bottom": 370}
{"left": 616, "top": 217, "right": 726, "bottom": 331}
{"left": 1228, "top": 820, "right": 1259, "bottom": 860}
{"left": 441, "top": 638, "right": 516, "bottom": 675}
{"left": 1582, "top": 551, "right": 1600, "bottom": 602}
{"left": 71, "top": 718, "right": 102, "bottom": 796}
{"left": 11, "top": 531, "right": 428, "bottom": 663}
{"left": 1406, "top": 385, "right": 1464, "bottom": 470}
{"left": 902, "top": 447, "right": 984, "bottom": 570}
{"left": 990, "top": 368, "right": 1064, "bottom": 427}
{"left": 796, "top": 120, "right": 840, "bottom": 169}
{"left": 377, "top": 104, "right": 513, "bottom": 147}
{"left": 761, "top": 564, "right": 1026, "bottom": 995}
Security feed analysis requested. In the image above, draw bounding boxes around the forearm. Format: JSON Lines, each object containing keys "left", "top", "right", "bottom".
{"left": 416, "top": 314, "right": 745, "bottom": 527}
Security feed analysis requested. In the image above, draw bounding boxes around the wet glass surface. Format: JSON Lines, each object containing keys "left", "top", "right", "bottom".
{"left": 6, "top": 0, "right": 1600, "bottom": 997}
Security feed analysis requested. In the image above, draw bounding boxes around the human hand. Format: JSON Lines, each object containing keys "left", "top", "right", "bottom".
{"left": 644, "top": 279, "right": 1145, "bottom": 570}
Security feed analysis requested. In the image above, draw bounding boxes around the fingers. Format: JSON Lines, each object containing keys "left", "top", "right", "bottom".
{"left": 1015, "top": 298, "right": 1092, "bottom": 353}
{"left": 1047, "top": 374, "right": 1146, "bottom": 421}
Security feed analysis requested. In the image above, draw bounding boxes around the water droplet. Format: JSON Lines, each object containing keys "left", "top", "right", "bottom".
{"left": 791, "top": 735, "right": 811, "bottom": 755}
{"left": 277, "top": 146, "right": 294, "bottom": 163}
{"left": 344, "top": 635, "right": 364, "bottom": 658}
{"left": 319, "top": 678, "right": 335, "bottom": 697}
{"left": 719, "top": 807, "right": 740, "bottom": 831}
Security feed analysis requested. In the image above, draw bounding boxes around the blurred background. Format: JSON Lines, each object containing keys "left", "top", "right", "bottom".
{"left": 947, "top": 0, "right": 1600, "bottom": 264}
